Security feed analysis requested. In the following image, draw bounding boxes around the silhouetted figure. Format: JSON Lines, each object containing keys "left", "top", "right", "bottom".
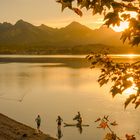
{"left": 77, "top": 116, "right": 82, "bottom": 126}
{"left": 35, "top": 115, "right": 41, "bottom": 132}
{"left": 73, "top": 112, "right": 82, "bottom": 126}
{"left": 56, "top": 116, "right": 63, "bottom": 127}
{"left": 73, "top": 112, "right": 81, "bottom": 120}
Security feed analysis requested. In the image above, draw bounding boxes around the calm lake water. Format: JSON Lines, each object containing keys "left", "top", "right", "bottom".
{"left": 0, "top": 55, "right": 140, "bottom": 140}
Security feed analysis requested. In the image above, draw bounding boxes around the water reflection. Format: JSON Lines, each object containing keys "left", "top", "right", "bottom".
{"left": 77, "top": 125, "right": 83, "bottom": 134}
{"left": 0, "top": 64, "right": 30, "bottom": 102}
{"left": 64, "top": 123, "right": 84, "bottom": 134}
{"left": 0, "top": 57, "right": 90, "bottom": 68}
{"left": 64, "top": 125, "right": 83, "bottom": 134}
{"left": 0, "top": 55, "right": 140, "bottom": 140}
{"left": 57, "top": 126, "right": 63, "bottom": 140}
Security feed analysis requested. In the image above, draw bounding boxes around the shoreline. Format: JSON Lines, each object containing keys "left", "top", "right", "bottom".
{"left": 0, "top": 113, "right": 56, "bottom": 140}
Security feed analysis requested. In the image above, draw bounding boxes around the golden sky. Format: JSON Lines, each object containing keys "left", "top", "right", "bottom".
{"left": 0, "top": 0, "right": 104, "bottom": 29}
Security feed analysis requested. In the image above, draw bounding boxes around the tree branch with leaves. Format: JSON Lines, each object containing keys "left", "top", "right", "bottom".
{"left": 95, "top": 115, "right": 136, "bottom": 140}
{"left": 86, "top": 53, "right": 140, "bottom": 108}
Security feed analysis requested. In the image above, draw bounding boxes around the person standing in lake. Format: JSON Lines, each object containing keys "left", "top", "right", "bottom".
{"left": 35, "top": 115, "right": 41, "bottom": 132}
{"left": 73, "top": 112, "right": 81, "bottom": 120}
{"left": 56, "top": 116, "right": 63, "bottom": 127}
{"left": 73, "top": 112, "right": 82, "bottom": 126}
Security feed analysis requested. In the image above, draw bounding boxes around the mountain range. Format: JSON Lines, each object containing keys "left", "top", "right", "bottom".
{"left": 0, "top": 19, "right": 139, "bottom": 54}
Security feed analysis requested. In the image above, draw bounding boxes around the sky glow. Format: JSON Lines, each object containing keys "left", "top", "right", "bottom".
{"left": 0, "top": 0, "right": 103, "bottom": 29}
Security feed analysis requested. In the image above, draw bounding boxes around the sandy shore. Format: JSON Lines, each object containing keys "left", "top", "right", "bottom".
{"left": 0, "top": 113, "right": 56, "bottom": 140}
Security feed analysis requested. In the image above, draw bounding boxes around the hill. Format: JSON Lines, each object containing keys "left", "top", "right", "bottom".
{"left": 0, "top": 19, "right": 139, "bottom": 54}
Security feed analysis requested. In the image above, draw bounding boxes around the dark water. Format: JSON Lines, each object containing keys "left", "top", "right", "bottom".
{"left": 0, "top": 55, "right": 140, "bottom": 140}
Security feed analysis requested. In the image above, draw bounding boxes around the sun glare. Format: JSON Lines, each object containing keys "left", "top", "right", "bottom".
{"left": 112, "top": 21, "right": 129, "bottom": 32}
{"left": 123, "top": 84, "right": 138, "bottom": 95}
{"left": 127, "top": 54, "right": 139, "bottom": 58}
{"left": 121, "top": 54, "right": 140, "bottom": 58}
{"left": 111, "top": 11, "right": 138, "bottom": 32}
{"left": 123, "top": 77, "right": 138, "bottom": 96}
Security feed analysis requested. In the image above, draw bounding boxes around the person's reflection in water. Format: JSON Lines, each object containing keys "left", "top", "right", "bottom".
{"left": 57, "top": 126, "right": 63, "bottom": 140}
{"left": 77, "top": 125, "right": 83, "bottom": 134}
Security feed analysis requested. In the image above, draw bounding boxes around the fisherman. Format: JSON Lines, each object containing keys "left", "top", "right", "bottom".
{"left": 56, "top": 116, "right": 63, "bottom": 127}
{"left": 35, "top": 115, "right": 41, "bottom": 132}
{"left": 73, "top": 112, "right": 82, "bottom": 126}
{"left": 73, "top": 112, "right": 81, "bottom": 120}
{"left": 77, "top": 116, "right": 82, "bottom": 126}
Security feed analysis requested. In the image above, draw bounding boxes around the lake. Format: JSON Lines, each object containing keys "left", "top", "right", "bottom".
{"left": 0, "top": 55, "right": 140, "bottom": 140}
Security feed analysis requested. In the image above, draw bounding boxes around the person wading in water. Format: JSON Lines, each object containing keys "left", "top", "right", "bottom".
{"left": 35, "top": 115, "right": 41, "bottom": 132}
{"left": 73, "top": 112, "right": 82, "bottom": 126}
{"left": 56, "top": 116, "right": 63, "bottom": 127}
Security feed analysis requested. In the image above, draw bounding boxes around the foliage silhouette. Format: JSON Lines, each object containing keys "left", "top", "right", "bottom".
{"left": 86, "top": 53, "right": 140, "bottom": 108}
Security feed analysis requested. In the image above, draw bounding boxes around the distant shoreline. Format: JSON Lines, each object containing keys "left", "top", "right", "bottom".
{"left": 0, "top": 56, "right": 90, "bottom": 68}
{"left": 0, "top": 113, "right": 56, "bottom": 140}
{"left": 0, "top": 54, "right": 139, "bottom": 68}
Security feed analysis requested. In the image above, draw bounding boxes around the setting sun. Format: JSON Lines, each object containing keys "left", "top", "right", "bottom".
{"left": 111, "top": 11, "right": 138, "bottom": 32}
{"left": 112, "top": 21, "right": 129, "bottom": 32}
{"left": 123, "top": 77, "right": 138, "bottom": 96}
{"left": 123, "top": 84, "right": 138, "bottom": 95}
